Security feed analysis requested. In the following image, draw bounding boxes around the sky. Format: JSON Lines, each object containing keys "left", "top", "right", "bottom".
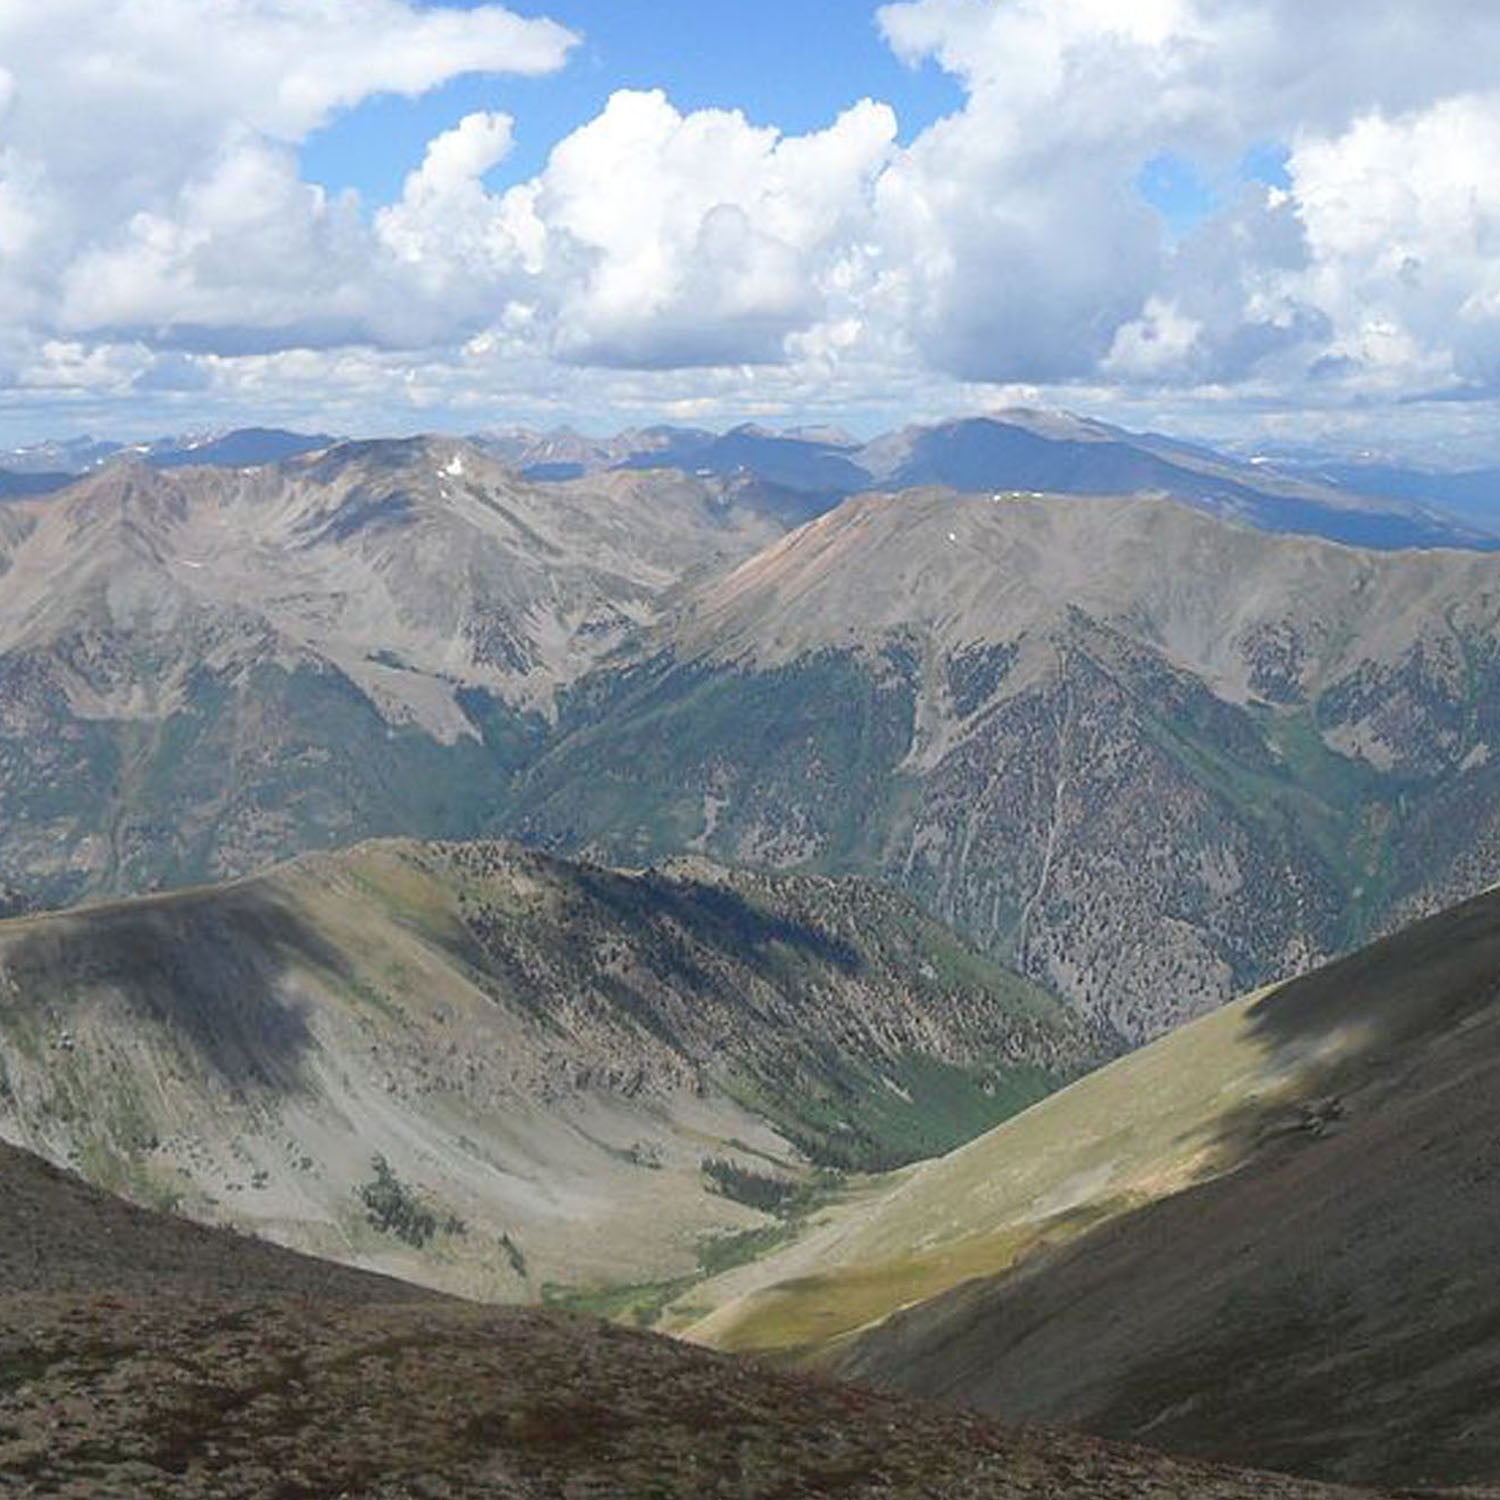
{"left": 3, "top": 0, "right": 1500, "bottom": 460}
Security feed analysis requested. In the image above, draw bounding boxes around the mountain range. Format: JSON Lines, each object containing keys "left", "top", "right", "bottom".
{"left": 481, "top": 408, "right": 1500, "bottom": 550}
{"left": 11, "top": 408, "right": 1497, "bottom": 548}
{"left": 0, "top": 438, "right": 795, "bottom": 907}
{"left": 7, "top": 430, "right": 1500, "bottom": 1043}
{"left": 1274, "top": 453, "right": 1500, "bottom": 533}
{"left": 517, "top": 488, "right": 1500, "bottom": 1040}
{"left": 1, "top": 425, "right": 334, "bottom": 479}
{"left": 6, "top": 397, "right": 1500, "bottom": 1489}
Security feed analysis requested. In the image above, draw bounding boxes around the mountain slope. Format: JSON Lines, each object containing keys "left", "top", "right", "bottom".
{"left": 516, "top": 489, "right": 1500, "bottom": 1040}
{"left": 858, "top": 411, "right": 1496, "bottom": 550}
{"left": 0, "top": 1143, "right": 1376, "bottom": 1500}
{"left": 692, "top": 884, "right": 1500, "bottom": 1490}
{"left": 3, "top": 426, "right": 335, "bottom": 476}
{"left": 0, "top": 468, "right": 72, "bottom": 499}
{"left": 0, "top": 441, "right": 786, "bottom": 906}
{"left": 145, "top": 426, "right": 336, "bottom": 469}
{"left": 1276, "top": 455, "right": 1500, "bottom": 536}
{"left": 0, "top": 838, "right": 1098, "bottom": 1305}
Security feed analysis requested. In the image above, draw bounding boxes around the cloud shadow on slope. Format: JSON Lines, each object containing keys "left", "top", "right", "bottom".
{"left": 0, "top": 882, "right": 357, "bottom": 1094}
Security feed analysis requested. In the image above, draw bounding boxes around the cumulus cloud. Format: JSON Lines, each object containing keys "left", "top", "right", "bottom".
{"left": 513, "top": 91, "right": 897, "bottom": 367}
{"left": 4, "top": 0, "right": 1500, "bottom": 442}
{"left": 374, "top": 89, "right": 898, "bottom": 368}
{"left": 863, "top": 0, "right": 1500, "bottom": 400}
{"left": 0, "top": 1, "right": 574, "bottom": 361}
{"left": 1286, "top": 95, "right": 1500, "bottom": 391}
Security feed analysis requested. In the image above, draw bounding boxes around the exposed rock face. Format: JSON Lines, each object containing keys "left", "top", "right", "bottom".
{"left": 0, "top": 838, "right": 1097, "bottom": 1300}
{"left": 0, "top": 440, "right": 786, "bottom": 906}
{"left": 517, "top": 492, "right": 1500, "bottom": 1042}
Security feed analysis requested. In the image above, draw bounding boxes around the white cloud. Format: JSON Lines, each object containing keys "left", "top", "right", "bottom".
{"left": 0, "top": 1, "right": 575, "bottom": 361}
{"left": 58, "top": 136, "right": 376, "bottom": 347}
{"left": 501, "top": 90, "right": 898, "bottom": 368}
{"left": 372, "top": 89, "right": 899, "bottom": 369}
{"left": 376, "top": 112, "right": 523, "bottom": 312}
{"left": 1285, "top": 95, "right": 1500, "bottom": 391}
{"left": 4, "top": 0, "right": 1500, "bottom": 448}
{"left": 864, "top": 0, "right": 1500, "bottom": 399}
{"left": 1104, "top": 298, "right": 1204, "bottom": 378}
{"left": 0, "top": 1, "right": 574, "bottom": 143}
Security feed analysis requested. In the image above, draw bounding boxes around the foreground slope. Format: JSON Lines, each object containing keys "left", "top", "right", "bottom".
{"left": 696, "top": 884, "right": 1500, "bottom": 1489}
{"left": 1, "top": 1141, "right": 1379, "bottom": 1500}
{"left": 519, "top": 489, "right": 1500, "bottom": 1040}
{"left": 0, "top": 838, "right": 1097, "bottom": 1304}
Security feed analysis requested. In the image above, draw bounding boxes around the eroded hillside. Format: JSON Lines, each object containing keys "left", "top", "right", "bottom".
{"left": 0, "top": 439, "right": 786, "bottom": 906}
{"left": 0, "top": 838, "right": 1098, "bottom": 1307}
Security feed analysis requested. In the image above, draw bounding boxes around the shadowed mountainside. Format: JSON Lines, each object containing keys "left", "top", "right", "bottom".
{"left": 706, "top": 883, "right": 1500, "bottom": 1491}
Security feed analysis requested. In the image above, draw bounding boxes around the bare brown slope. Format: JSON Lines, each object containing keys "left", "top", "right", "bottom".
{"left": 0, "top": 1140, "right": 1384, "bottom": 1500}
{"left": 833, "top": 883, "right": 1500, "bottom": 1491}
{"left": 519, "top": 488, "right": 1500, "bottom": 1044}
{"left": 0, "top": 440, "right": 785, "bottom": 905}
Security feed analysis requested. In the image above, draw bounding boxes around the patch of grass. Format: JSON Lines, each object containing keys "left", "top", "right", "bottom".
{"left": 692, "top": 994, "right": 1292, "bottom": 1361}
{"left": 541, "top": 1277, "right": 697, "bottom": 1328}
{"left": 710, "top": 1201, "right": 1124, "bottom": 1361}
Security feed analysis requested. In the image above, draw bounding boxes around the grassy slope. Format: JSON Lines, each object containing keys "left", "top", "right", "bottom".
{"left": 668, "top": 986, "right": 1282, "bottom": 1350}
{"left": 0, "top": 838, "right": 1094, "bottom": 1311}
{"left": 680, "top": 882, "right": 1500, "bottom": 1360}
{"left": 687, "top": 883, "right": 1500, "bottom": 1489}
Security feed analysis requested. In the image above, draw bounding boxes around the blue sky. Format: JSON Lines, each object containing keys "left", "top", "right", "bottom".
{"left": 3, "top": 0, "right": 1500, "bottom": 461}
{"left": 302, "top": 0, "right": 1261, "bottom": 239}
{"left": 303, "top": 1, "right": 965, "bottom": 207}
